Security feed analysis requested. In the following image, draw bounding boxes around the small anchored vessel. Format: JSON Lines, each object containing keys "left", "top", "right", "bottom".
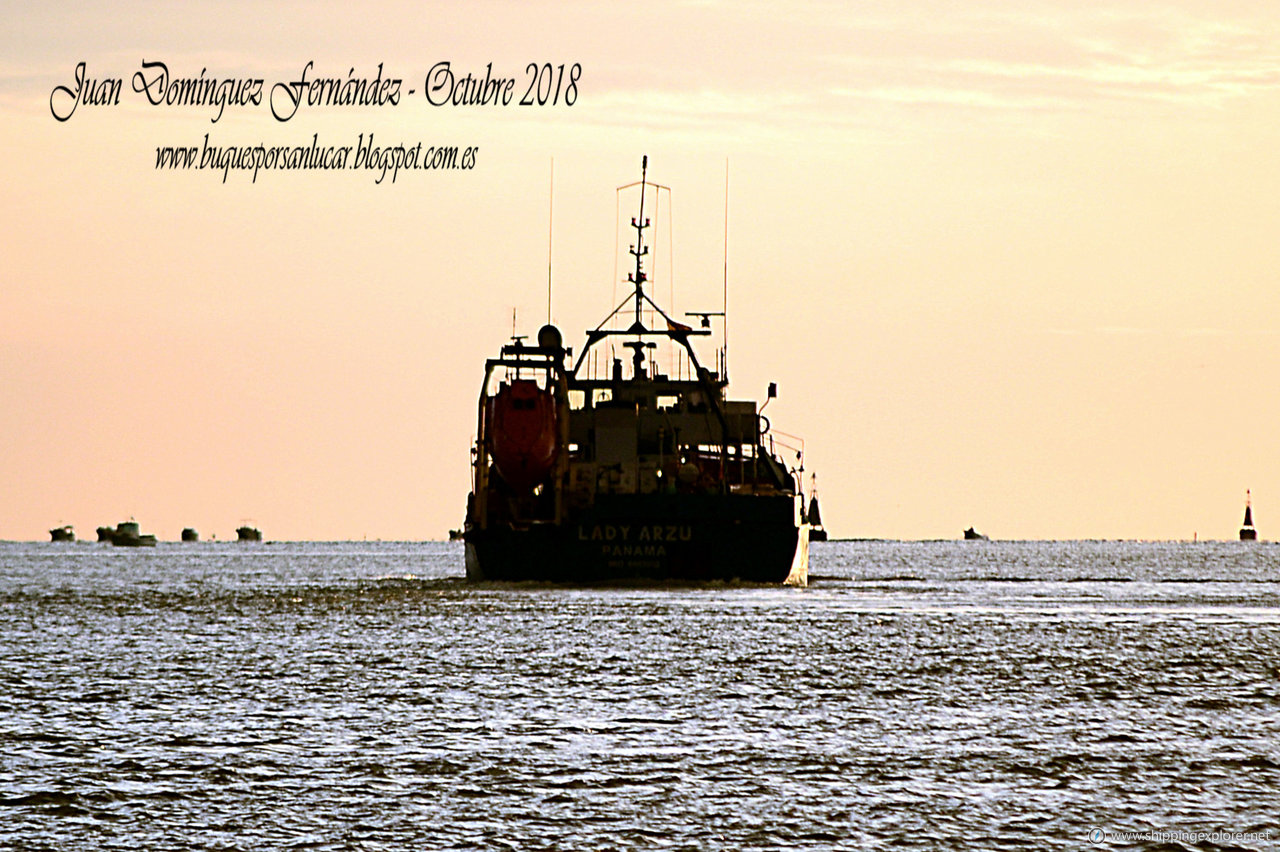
{"left": 236, "top": 525, "right": 262, "bottom": 542}
{"left": 181, "top": 528, "right": 199, "bottom": 542}
{"left": 109, "top": 520, "right": 157, "bottom": 547}
{"left": 805, "top": 474, "right": 828, "bottom": 541}
{"left": 1240, "top": 490, "right": 1257, "bottom": 541}
{"left": 963, "top": 527, "right": 989, "bottom": 541}
{"left": 464, "top": 157, "right": 810, "bottom": 584}
{"left": 49, "top": 525, "right": 75, "bottom": 542}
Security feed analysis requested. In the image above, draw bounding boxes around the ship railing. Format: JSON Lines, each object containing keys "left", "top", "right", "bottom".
{"left": 765, "top": 427, "right": 805, "bottom": 466}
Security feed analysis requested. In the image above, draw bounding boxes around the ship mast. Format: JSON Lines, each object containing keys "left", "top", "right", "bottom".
{"left": 572, "top": 157, "right": 718, "bottom": 390}
{"left": 629, "top": 156, "right": 650, "bottom": 334}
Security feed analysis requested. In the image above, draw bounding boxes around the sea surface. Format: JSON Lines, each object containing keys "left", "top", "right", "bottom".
{"left": 1, "top": 540, "right": 1278, "bottom": 851}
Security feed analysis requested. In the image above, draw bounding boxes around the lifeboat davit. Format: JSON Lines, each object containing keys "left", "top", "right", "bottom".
{"left": 489, "top": 379, "right": 558, "bottom": 491}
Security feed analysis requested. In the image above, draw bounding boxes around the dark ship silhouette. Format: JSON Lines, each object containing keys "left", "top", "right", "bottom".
{"left": 104, "top": 520, "right": 157, "bottom": 547}
{"left": 464, "top": 158, "right": 809, "bottom": 584}
{"left": 805, "top": 474, "right": 827, "bottom": 541}
{"left": 1240, "top": 490, "right": 1257, "bottom": 541}
{"left": 963, "top": 527, "right": 989, "bottom": 541}
{"left": 49, "top": 525, "right": 75, "bottom": 542}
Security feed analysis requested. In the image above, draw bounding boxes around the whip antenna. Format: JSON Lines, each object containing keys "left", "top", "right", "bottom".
{"left": 723, "top": 157, "right": 729, "bottom": 379}
{"left": 547, "top": 157, "right": 554, "bottom": 324}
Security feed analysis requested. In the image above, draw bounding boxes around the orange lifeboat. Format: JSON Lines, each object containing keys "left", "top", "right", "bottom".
{"left": 488, "top": 379, "right": 558, "bottom": 491}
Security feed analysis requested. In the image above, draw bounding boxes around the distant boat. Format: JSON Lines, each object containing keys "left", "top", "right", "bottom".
{"left": 805, "top": 475, "right": 828, "bottom": 541}
{"left": 448, "top": 528, "right": 464, "bottom": 541}
{"left": 96, "top": 526, "right": 114, "bottom": 542}
{"left": 49, "top": 525, "right": 75, "bottom": 542}
{"left": 963, "top": 527, "right": 989, "bottom": 541}
{"left": 236, "top": 525, "right": 262, "bottom": 542}
{"left": 110, "top": 520, "right": 157, "bottom": 547}
{"left": 181, "top": 528, "right": 199, "bottom": 542}
{"left": 1240, "top": 490, "right": 1257, "bottom": 541}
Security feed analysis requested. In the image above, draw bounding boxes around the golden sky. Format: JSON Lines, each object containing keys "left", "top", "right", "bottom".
{"left": 3, "top": 1, "right": 1280, "bottom": 540}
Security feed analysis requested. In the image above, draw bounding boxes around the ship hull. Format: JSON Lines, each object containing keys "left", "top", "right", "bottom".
{"left": 112, "top": 536, "right": 157, "bottom": 547}
{"left": 465, "top": 493, "right": 800, "bottom": 583}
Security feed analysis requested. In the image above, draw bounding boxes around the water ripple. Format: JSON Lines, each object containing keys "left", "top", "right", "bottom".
{"left": 0, "top": 541, "right": 1277, "bottom": 849}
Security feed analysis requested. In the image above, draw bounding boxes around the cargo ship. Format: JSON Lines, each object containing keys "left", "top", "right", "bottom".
{"left": 464, "top": 157, "right": 809, "bottom": 584}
